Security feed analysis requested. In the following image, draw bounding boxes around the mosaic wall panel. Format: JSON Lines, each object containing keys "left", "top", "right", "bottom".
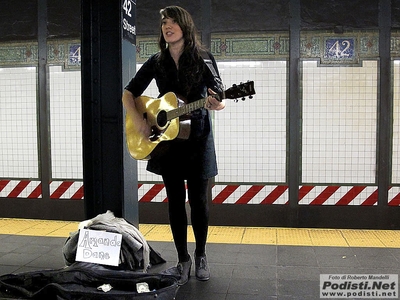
{"left": 0, "top": 31, "right": 399, "bottom": 67}
{"left": 136, "top": 33, "right": 290, "bottom": 63}
{"left": 0, "top": 40, "right": 81, "bottom": 69}
{"left": 301, "top": 31, "right": 380, "bottom": 65}
{"left": 136, "top": 30, "right": 400, "bottom": 65}
{"left": 0, "top": 44, "right": 38, "bottom": 65}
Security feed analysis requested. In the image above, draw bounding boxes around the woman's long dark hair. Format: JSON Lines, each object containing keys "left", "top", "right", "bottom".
{"left": 158, "top": 6, "right": 206, "bottom": 96}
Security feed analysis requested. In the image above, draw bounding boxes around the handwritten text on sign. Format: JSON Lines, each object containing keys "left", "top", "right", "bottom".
{"left": 76, "top": 229, "right": 122, "bottom": 266}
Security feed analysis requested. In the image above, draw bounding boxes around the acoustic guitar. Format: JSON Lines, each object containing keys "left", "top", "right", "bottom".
{"left": 125, "top": 81, "right": 255, "bottom": 160}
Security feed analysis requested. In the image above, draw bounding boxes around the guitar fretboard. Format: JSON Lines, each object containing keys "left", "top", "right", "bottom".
{"left": 166, "top": 98, "right": 207, "bottom": 120}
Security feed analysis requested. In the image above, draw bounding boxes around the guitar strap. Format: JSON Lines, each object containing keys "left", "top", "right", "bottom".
{"left": 201, "top": 51, "right": 224, "bottom": 92}
{"left": 177, "top": 52, "right": 223, "bottom": 140}
{"left": 201, "top": 51, "right": 219, "bottom": 77}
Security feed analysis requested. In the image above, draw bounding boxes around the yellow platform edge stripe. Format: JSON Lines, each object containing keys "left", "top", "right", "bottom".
{"left": 1, "top": 218, "right": 400, "bottom": 248}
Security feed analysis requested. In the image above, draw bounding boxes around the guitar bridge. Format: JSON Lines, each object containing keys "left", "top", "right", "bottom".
{"left": 149, "top": 126, "right": 162, "bottom": 141}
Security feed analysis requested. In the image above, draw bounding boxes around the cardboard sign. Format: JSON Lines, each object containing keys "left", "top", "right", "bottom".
{"left": 75, "top": 229, "right": 122, "bottom": 266}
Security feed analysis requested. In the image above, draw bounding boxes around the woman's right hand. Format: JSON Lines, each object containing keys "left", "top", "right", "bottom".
{"left": 122, "top": 90, "right": 152, "bottom": 139}
{"left": 137, "top": 116, "right": 152, "bottom": 139}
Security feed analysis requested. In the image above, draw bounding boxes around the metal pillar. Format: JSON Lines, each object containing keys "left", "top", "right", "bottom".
{"left": 288, "top": 0, "right": 301, "bottom": 226}
{"left": 377, "top": 0, "right": 392, "bottom": 227}
{"left": 81, "top": 0, "right": 138, "bottom": 225}
{"left": 38, "top": 0, "right": 51, "bottom": 202}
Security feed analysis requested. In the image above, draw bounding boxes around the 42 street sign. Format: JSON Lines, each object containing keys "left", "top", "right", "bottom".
{"left": 122, "top": 0, "right": 136, "bottom": 45}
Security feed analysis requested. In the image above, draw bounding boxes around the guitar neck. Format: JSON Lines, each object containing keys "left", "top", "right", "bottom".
{"left": 163, "top": 80, "right": 255, "bottom": 121}
{"left": 166, "top": 97, "right": 207, "bottom": 120}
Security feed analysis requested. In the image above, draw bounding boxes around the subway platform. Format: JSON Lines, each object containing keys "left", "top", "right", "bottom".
{"left": 0, "top": 218, "right": 400, "bottom": 299}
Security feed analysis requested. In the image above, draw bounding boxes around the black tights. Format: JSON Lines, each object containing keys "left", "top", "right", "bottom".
{"left": 162, "top": 174, "right": 209, "bottom": 262}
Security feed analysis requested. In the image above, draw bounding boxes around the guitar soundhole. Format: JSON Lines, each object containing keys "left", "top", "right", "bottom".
{"left": 157, "top": 110, "right": 168, "bottom": 128}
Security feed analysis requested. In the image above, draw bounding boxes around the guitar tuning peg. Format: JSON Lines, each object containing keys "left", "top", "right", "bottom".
{"left": 234, "top": 98, "right": 238, "bottom": 103}
{"left": 249, "top": 95, "right": 253, "bottom": 99}
{"left": 232, "top": 84, "right": 237, "bottom": 88}
{"left": 241, "top": 97, "right": 246, "bottom": 101}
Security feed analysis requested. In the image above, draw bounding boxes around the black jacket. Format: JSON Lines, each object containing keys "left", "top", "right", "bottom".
{"left": 125, "top": 51, "right": 223, "bottom": 179}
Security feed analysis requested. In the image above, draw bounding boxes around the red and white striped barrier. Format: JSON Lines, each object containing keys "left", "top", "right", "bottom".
{"left": 138, "top": 184, "right": 400, "bottom": 206}
{"left": 299, "top": 185, "right": 379, "bottom": 205}
{"left": 49, "top": 181, "right": 84, "bottom": 199}
{"left": 1, "top": 180, "right": 400, "bottom": 205}
{"left": 211, "top": 184, "right": 288, "bottom": 204}
{"left": 138, "top": 183, "right": 289, "bottom": 204}
{"left": 299, "top": 186, "right": 400, "bottom": 206}
{"left": 138, "top": 183, "right": 169, "bottom": 203}
{"left": 388, "top": 187, "right": 400, "bottom": 206}
{"left": 0, "top": 180, "right": 84, "bottom": 199}
{"left": 0, "top": 180, "right": 42, "bottom": 198}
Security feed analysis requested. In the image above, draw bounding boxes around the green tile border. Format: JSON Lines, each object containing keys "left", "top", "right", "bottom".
{"left": 0, "top": 40, "right": 80, "bottom": 70}
{"left": 136, "top": 32, "right": 290, "bottom": 62}
{"left": 0, "top": 31, "right": 399, "bottom": 68}
{"left": 136, "top": 30, "right": 399, "bottom": 65}
{"left": 0, "top": 44, "right": 38, "bottom": 65}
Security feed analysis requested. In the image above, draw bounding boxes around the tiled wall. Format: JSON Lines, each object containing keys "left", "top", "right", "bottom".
{"left": 0, "top": 67, "right": 38, "bottom": 178}
{"left": 1, "top": 60, "right": 400, "bottom": 186}
{"left": 394, "top": 60, "right": 400, "bottom": 184}
{"left": 215, "top": 61, "right": 287, "bottom": 183}
{"left": 136, "top": 61, "right": 287, "bottom": 184}
{"left": 135, "top": 59, "right": 400, "bottom": 188}
{"left": 135, "top": 61, "right": 285, "bottom": 183}
{"left": 302, "top": 60, "right": 377, "bottom": 184}
{"left": 0, "top": 32, "right": 400, "bottom": 203}
{"left": 0, "top": 66, "right": 83, "bottom": 180}
{"left": 49, "top": 66, "right": 83, "bottom": 179}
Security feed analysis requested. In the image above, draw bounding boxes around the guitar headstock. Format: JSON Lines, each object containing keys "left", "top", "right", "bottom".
{"left": 223, "top": 81, "right": 255, "bottom": 101}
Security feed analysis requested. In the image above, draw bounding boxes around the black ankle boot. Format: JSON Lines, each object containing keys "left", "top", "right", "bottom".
{"left": 195, "top": 254, "right": 210, "bottom": 281}
{"left": 177, "top": 256, "right": 192, "bottom": 285}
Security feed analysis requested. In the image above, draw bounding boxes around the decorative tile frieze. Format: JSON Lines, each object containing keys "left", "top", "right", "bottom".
{"left": 392, "top": 34, "right": 400, "bottom": 55}
{"left": 0, "top": 31, "right": 399, "bottom": 67}
{"left": 0, "top": 46, "right": 26, "bottom": 63}
{"left": 0, "top": 40, "right": 80, "bottom": 70}
{"left": 137, "top": 40, "right": 158, "bottom": 60}
{"left": 136, "top": 31, "right": 399, "bottom": 65}
{"left": 213, "top": 33, "right": 290, "bottom": 59}
{"left": 47, "top": 43, "right": 65, "bottom": 62}
{"left": 136, "top": 33, "right": 290, "bottom": 63}
{"left": 0, "top": 44, "right": 38, "bottom": 65}
{"left": 301, "top": 31, "right": 380, "bottom": 65}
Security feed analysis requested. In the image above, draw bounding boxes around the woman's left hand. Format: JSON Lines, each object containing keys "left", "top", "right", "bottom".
{"left": 205, "top": 88, "right": 226, "bottom": 111}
